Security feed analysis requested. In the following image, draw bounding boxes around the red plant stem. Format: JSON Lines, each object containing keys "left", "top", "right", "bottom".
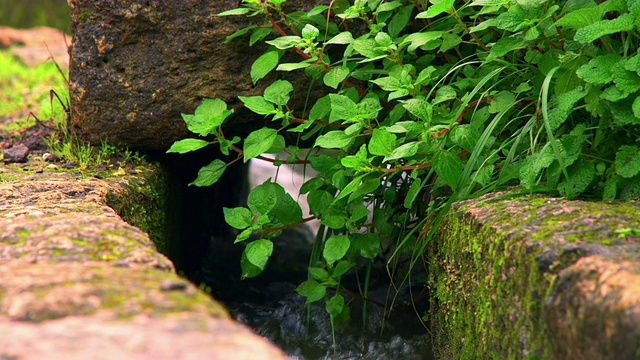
{"left": 435, "top": 96, "right": 492, "bottom": 138}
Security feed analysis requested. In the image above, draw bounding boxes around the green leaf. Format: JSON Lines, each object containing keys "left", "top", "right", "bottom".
{"left": 265, "top": 35, "right": 302, "bottom": 49}
{"left": 450, "top": 125, "right": 480, "bottom": 153}
{"left": 633, "top": 96, "right": 640, "bottom": 119}
{"left": 576, "top": 54, "right": 620, "bottom": 84}
{"left": 277, "top": 63, "right": 311, "bottom": 71}
{"left": 404, "top": 177, "right": 423, "bottom": 209}
{"left": 243, "top": 127, "right": 278, "bottom": 162}
{"left": 400, "top": 31, "right": 445, "bottom": 52}
{"left": 388, "top": 4, "right": 414, "bottom": 37}
{"left": 308, "top": 267, "right": 328, "bottom": 282}
{"left": 251, "top": 51, "right": 279, "bottom": 85}
{"left": 315, "top": 130, "right": 354, "bottom": 149}
{"left": 574, "top": 13, "right": 635, "bottom": 43}
{"left": 182, "top": 98, "right": 232, "bottom": 136}
{"left": 223, "top": 207, "right": 253, "bottom": 229}
{"left": 323, "top": 235, "right": 350, "bottom": 266}
{"left": 434, "top": 85, "right": 457, "bottom": 104}
{"left": 238, "top": 96, "right": 276, "bottom": 115}
{"left": 348, "top": 178, "right": 381, "bottom": 203}
{"left": 269, "top": 183, "right": 303, "bottom": 226}
{"left": 249, "top": 27, "right": 272, "bottom": 46}
{"left": 326, "top": 31, "right": 354, "bottom": 45}
{"left": 326, "top": 294, "right": 345, "bottom": 318}
{"left": 329, "top": 94, "right": 358, "bottom": 122}
{"left": 324, "top": 66, "right": 350, "bottom": 89}
{"left": 546, "top": 86, "right": 588, "bottom": 131}
{"left": 554, "top": 7, "right": 601, "bottom": 29}
{"left": 341, "top": 145, "right": 370, "bottom": 168}
{"left": 296, "top": 280, "right": 326, "bottom": 303}
{"left": 167, "top": 138, "right": 210, "bottom": 154}
{"left": 558, "top": 159, "right": 595, "bottom": 199}
{"left": 224, "top": 25, "right": 257, "bottom": 43}
{"left": 383, "top": 141, "right": 418, "bottom": 162}
{"left": 494, "top": 5, "right": 527, "bottom": 32}
{"left": 351, "top": 39, "right": 386, "bottom": 59}
{"left": 371, "top": 76, "right": 401, "bottom": 91}
{"left": 240, "top": 239, "right": 273, "bottom": 279}
{"left": 336, "top": 174, "right": 367, "bottom": 201}
{"left": 615, "top": 145, "right": 640, "bottom": 178}
{"left": 217, "top": 8, "right": 250, "bottom": 16}
{"left": 433, "top": 150, "right": 463, "bottom": 190}
{"left": 418, "top": 0, "right": 454, "bottom": 18}
{"left": 264, "top": 80, "right": 294, "bottom": 106}
{"left": 401, "top": 98, "right": 433, "bottom": 122}
{"left": 488, "top": 36, "right": 526, "bottom": 60}
{"left": 440, "top": 33, "right": 462, "bottom": 52}
{"left": 368, "top": 128, "right": 397, "bottom": 156}
{"left": 352, "top": 233, "right": 381, "bottom": 260}
{"left": 302, "top": 24, "right": 320, "bottom": 40}
{"left": 190, "top": 159, "right": 226, "bottom": 187}
{"left": 247, "top": 180, "right": 277, "bottom": 215}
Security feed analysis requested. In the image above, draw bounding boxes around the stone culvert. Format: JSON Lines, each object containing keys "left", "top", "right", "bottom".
{"left": 0, "top": 161, "right": 286, "bottom": 359}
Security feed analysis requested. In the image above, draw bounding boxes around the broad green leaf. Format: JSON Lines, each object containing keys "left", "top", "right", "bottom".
{"left": 296, "top": 279, "right": 326, "bottom": 303}
{"left": 326, "top": 294, "right": 345, "bottom": 318}
{"left": 494, "top": 5, "right": 527, "bottom": 32}
{"left": 247, "top": 180, "right": 277, "bottom": 215}
{"left": 224, "top": 25, "right": 257, "bottom": 43}
{"left": 603, "top": 174, "right": 618, "bottom": 201}
{"left": 402, "top": 98, "right": 433, "bottom": 122}
{"left": 434, "top": 85, "right": 457, "bottom": 104}
{"left": 371, "top": 76, "right": 401, "bottom": 91}
{"left": 323, "top": 235, "right": 350, "bottom": 266}
{"left": 167, "top": 138, "right": 210, "bottom": 154}
{"left": 302, "top": 24, "right": 320, "bottom": 40}
{"left": 243, "top": 127, "right": 278, "bottom": 162}
{"left": 249, "top": 27, "right": 272, "bottom": 46}
{"left": 415, "top": 66, "right": 437, "bottom": 85}
{"left": 308, "top": 267, "right": 328, "bottom": 282}
{"left": 190, "top": 159, "right": 226, "bottom": 187}
{"left": 223, "top": 207, "right": 253, "bottom": 229}
{"left": 558, "top": 159, "right": 595, "bottom": 199}
{"left": 307, "top": 189, "right": 335, "bottom": 217}
{"left": 331, "top": 261, "right": 353, "bottom": 278}
{"left": 574, "top": 13, "right": 635, "bottom": 43}
{"left": 376, "top": 1, "right": 403, "bottom": 13}
{"left": 235, "top": 228, "right": 253, "bottom": 244}
{"left": 324, "top": 66, "right": 350, "bottom": 89}
{"left": 547, "top": 86, "right": 588, "bottom": 131}
{"left": 309, "top": 95, "right": 331, "bottom": 121}
{"left": 433, "top": 150, "right": 463, "bottom": 190}
{"left": 554, "top": 7, "right": 601, "bottom": 29}
{"left": 375, "top": 32, "right": 393, "bottom": 47}
{"left": 450, "top": 125, "right": 481, "bottom": 152}
{"left": 240, "top": 240, "right": 273, "bottom": 279}
{"left": 341, "top": 145, "right": 369, "bottom": 168}
{"left": 633, "top": 96, "right": 640, "bottom": 119}
{"left": 326, "top": 31, "right": 354, "bottom": 45}
{"left": 348, "top": 178, "right": 381, "bottom": 203}
{"left": 383, "top": 141, "right": 418, "bottom": 162}
{"left": 368, "top": 128, "right": 397, "bottom": 156}
{"left": 400, "top": 31, "right": 445, "bottom": 52}
{"left": 488, "top": 91, "right": 516, "bottom": 114}
{"left": 418, "top": 0, "right": 454, "bottom": 18}
{"left": 315, "top": 130, "right": 354, "bottom": 149}
{"left": 238, "top": 96, "right": 276, "bottom": 115}
{"left": 440, "top": 33, "right": 462, "bottom": 52}
{"left": 264, "top": 80, "right": 294, "bottom": 106}
{"left": 265, "top": 135, "right": 285, "bottom": 154}
{"left": 251, "top": 51, "right": 279, "bottom": 85}
{"left": 615, "top": 145, "right": 640, "bottom": 178}
{"left": 488, "top": 36, "right": 526, "bottom": 60}
{"left": 388, "top": 5, "right": 414, "bottom": 37}
{"left": 351, "top": 39, "right": 386, "bottom": 59}
{"left": 269, "top": 183, "right": 303, "bottom": 226}
{"left": 329, "top": 94, "right": 358, "bottom": 122}
{"left": 610, "top": 62, "right": 640, "bottom": 95}
{"left": 182, "top": 98, "right": 232, "bottom": 136}
{"left": 352, "top": 233, "right": 381, "bottom": 260}
{"left": 265, "top": 35, "right": 301, "bottom": 49}
{"left": 576, "top": 54, "right": 620, "bottom": 84}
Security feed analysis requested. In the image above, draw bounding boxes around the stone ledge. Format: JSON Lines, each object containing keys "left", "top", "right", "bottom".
{"left": 429, "top": 192, "right": 640, "bottom": 359}
{"left": 0, "top": 162, "right": 286, "bottom": 359}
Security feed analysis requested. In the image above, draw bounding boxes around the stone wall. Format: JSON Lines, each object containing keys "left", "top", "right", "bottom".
{"left": 0, "top": 159, "right": 286, "bottom": 359}
{"left": 429, "top": 192, "right": 640, "bottom": 359}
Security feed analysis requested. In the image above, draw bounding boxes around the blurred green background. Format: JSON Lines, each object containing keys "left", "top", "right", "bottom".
{"left": 1, "top": 0, "right": 71, "bottom": 32}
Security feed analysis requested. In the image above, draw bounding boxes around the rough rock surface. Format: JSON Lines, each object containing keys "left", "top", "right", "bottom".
{"left": 68, "top": 0, "right": 326, "bottom": 150}
{"left": 3, "top": 144, "right": 29, "bottom": 163}
{"left": 0, "top": 160, "right": 286, "bottom": 359}
{"left": 429, "top": 192, "right": 640, "bottom": 359}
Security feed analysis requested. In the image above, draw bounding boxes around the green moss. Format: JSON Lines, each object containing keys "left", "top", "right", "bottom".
{"left": 429, "top": 196, "right": 640, "bottom": 359}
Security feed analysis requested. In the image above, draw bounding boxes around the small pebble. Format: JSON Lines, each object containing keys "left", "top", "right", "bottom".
{"left": 22, "top": 167, "right": 29, "bottom": 171}
{"left": 36, "top": 169, "right": 43, "bottom": 174}
{"left": 94, "top": 173, "right": 103, "bottom": 179}
{"left": 61, "top": 162, "right": 77, "bottom": 169}
{"left": 43, "top": 153, "right": 60, "bottom": 162}
{"left": 160, "top": 280, "right": 188, "bottom": 291}
{"left": 127, "top": 169, "right": 138, "bottom": 175}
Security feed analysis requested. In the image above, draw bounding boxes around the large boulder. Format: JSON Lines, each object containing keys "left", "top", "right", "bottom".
{"left": 68, "top": 0, "right": 326, "bottom": 151}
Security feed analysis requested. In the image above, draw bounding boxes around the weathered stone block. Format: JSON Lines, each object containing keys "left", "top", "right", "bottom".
{"left": 429, "top": 193, "right": 640, "bottom": 359}
{"left": 68, "top": 0, "right": 324, "bottom": 150}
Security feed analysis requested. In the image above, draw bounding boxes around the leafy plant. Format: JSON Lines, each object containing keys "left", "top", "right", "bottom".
{"left": 171, "top": 0, "right": 640, "bottom": 339}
